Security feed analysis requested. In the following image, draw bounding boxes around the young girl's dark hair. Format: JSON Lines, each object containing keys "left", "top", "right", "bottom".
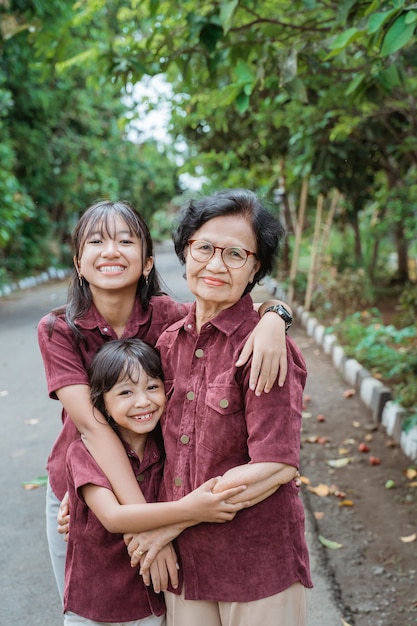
{"left": 88, "top": 338, "right": 164, "bottom": 435}
{"left": 49, "top": 200, "right": 164, "bottom": 343}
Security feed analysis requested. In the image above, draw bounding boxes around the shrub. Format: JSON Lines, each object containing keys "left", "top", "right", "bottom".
{"left": 330, "top": 309, "right": 417, "bottom": 429}
{"left": 311, "top": 266, "right": 374, "bottom": 323}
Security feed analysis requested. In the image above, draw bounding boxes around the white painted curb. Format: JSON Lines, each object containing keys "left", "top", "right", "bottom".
{"left": 267, "top": 279, "right": 416, "bottom": 462}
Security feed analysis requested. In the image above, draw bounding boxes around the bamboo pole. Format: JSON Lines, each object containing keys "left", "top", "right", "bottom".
{"left": 288, "top": 178, "right": 309, "bottom": 303}
{"left": 304, "top": 193, "right": 324, "bottom": 311}
{"left": 319, "top": 189, "right": 340, "bottom": 258}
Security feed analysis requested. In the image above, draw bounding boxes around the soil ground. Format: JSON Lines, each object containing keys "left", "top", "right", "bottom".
{"left": 294, "top": 324, "right": 417, "bottom": 626}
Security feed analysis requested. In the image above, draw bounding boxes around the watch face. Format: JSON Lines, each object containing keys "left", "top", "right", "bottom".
{"left": 265, "top": 304, "right": 292, "bottom": 329}
{"left": 277, "top": 305, "right": 292, "bottom": 323}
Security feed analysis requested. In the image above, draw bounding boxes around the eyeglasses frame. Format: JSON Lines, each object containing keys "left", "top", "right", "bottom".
{"left": 187, "top": 239, "right": 257, "bottom": 269}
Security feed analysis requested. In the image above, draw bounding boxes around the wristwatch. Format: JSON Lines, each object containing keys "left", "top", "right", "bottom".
{"left": 263, "top": 304, "right": 293, "bottom": 332}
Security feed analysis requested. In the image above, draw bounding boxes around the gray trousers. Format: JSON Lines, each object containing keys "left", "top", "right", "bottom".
{"left": 46, "top": 480, "right": 66, "bottom": 602}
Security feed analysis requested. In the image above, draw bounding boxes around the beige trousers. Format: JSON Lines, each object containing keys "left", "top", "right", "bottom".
{"left": 165, "top": 582, "right": 308, "bottom": 626}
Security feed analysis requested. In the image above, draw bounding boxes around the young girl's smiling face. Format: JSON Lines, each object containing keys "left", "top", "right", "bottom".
{"left": 103, "top": 364, "right": 166, "bottom": 446}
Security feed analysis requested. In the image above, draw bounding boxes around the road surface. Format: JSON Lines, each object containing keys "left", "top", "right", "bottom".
{"left": 0, "top": 242, "right": 342, "bottom": 624}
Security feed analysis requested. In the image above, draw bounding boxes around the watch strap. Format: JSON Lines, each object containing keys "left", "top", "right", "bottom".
{"left": 263, "top": 304, "right": 293, "bottom": 332}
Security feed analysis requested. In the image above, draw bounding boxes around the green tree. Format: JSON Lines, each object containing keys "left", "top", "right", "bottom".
{"left": 0, "top": 0, "right": 180, "bottom": 278}
{"left": 5, "top": 0, "right": 417, "bottom": 281}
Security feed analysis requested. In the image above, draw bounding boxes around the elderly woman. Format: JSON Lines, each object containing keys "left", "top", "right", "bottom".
{"left": 136, "top": 189, "right": 312, "bottom": 625}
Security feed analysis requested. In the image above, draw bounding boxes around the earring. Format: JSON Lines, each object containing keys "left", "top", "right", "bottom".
{"left": 76, "top": 269, "right": 83, "bottom": 287}
{"left": 144, "top": 274, "right": 149, "bottom": 287}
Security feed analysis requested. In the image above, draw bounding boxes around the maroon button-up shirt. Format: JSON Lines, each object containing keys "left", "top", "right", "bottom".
{"left": 64, "top": 436, "right": 166, "bottom": 621}
{"left": 37, "top": 295, "right": 188, "bottom": 500}
{"left": 157, "top": 294, "right": 313, "bottom": 602}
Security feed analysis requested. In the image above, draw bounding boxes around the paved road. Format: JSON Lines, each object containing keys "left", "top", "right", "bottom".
{"left": 0, "top": 242, "right": 342, "bottom": 625}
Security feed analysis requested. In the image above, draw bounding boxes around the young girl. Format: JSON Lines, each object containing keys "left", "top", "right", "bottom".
{"left": 37, "top": 199, "right": 291, "bottom": 599}
{"left": 64, "top": 338, "right": 247, "bottom": 625}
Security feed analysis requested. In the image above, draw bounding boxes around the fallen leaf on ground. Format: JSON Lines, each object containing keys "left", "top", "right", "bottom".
{"left": 385, "top": 479, "right": 395, "bottom": 489}
{"left": 0, "top": 390, "right": 8, "bottom": 397}
{"left": 317, "top": 436, "right": 330, "bottom": 445}
{"left": 300, "top": 475, "right": 311, "bottom": 485}
{"left": 399, "top": 533, "right": 416, "bottom": 543}
{"left": 302, "top": 411, "right": 312, "bottom": 418}
{"left": 338, "top": 447, "right": 350, "bottom": 455}
{"left": 369, "top": 455, "right": 381, "bottom": 465}
{"left": 314, "top": 511, "right": 324, "bottom": 520}
{"left": 24, "top": 418, "right": 40, "bottom": 425}
{"left": 353, "top": 420, "right": 361, "bottom": 428}
{"left": 22, "top": 475, "right": 48, "bottom": 490}
{"left": 364, "top": 433, "right": 373, "bottom": 442}
{"left": 341, "top": 619, "right": 353, "bottom": 626}
{"left": 308, "top": 483, "right": 330, "bottom": 497}
{"left": 326, "top": 457, "right": 353, "bottom": 468}
{"left": 405, "top": 468, "right": 417, "bottom": 480}
{"left": 343, "top": 388, "right": 355, "bottom": 398}
{"left": 338, "top": 499, "right": 354, "bottom": 507}
{"left": 305, "top": 435, "right": 319, "bottom": 443}
{"left": 318, "top": 535, "right": 343, "bottom": 549}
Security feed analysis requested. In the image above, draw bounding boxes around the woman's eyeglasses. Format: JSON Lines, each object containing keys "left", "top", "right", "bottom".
{"left": 188, "top": 240, "right": 256, "bottom": 269}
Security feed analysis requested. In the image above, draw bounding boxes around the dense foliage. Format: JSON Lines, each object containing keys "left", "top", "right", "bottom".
{"left": 29, "top": 0, "right": 416, "bottom": 281}
{"left": 0, "top": 0, "right": 180, "bottom": 280}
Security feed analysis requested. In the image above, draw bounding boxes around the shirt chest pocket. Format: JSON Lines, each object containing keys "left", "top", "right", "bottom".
{"left": 200, "top": 385, "right": 248, "bottom": 457}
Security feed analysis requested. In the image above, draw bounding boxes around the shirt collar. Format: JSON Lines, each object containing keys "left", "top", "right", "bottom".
{"left": 165, "top": 293, "right": 255, "bottom": 337}
{"left": 74, "top": 299, "right": 149, "bottom": 336}
{"left": 124, "top": 433, "right": 162, "bottom": 470}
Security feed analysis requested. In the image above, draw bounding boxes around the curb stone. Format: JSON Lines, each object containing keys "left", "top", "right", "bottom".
{"left": 266, "top": 279, "right": 417, "bottom": 463}
{"left": 0, "top": 268, "right": 70, "bottom": 299}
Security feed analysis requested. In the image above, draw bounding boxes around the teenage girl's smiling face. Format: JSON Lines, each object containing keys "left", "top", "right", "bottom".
{"left": 75, "top": 215, "right": 153, "bottom": 293}
{"left": 103, "top": 365, "right": 166, "bottom": 445}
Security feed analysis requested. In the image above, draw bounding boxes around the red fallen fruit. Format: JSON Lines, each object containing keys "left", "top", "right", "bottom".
{"left": 358, "top": 442, "right": 370, "bottom": 453}
{"left": 316, "top": 414, "right": 326, "bottom": 422}
{"left": 369, "top": 455, "right": 381, "bottom": 465}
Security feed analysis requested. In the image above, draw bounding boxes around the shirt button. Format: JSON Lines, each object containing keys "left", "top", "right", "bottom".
{"left": 103, "top": 327, "right": 108, "bottom": 332}
{"left": 174, "top": 477, "right": 182, "bottom": 487}
{"left": 180, "top": 434, "right": 190, "bottom": 444}
{"left": 219, "top": 398, "right": 229, "bottom": 408}
{"left": 186, "top": 391, "right": 195, "bottom": 401}
{"left": 136, "top": 474, "right": 144, "bottom": 482}
{"left": 195, "top": 348, "right": 204, "bottom": 358}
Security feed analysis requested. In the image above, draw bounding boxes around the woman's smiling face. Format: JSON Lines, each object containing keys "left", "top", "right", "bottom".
{"left": 185, "top": 214, "right": 260, "bottom": 313}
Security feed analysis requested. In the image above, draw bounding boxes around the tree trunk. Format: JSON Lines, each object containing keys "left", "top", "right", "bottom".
{"left": 351, "top": 208, "right": 363, "bottom": 265}
{"left": 394, "top": 221, "right": 409, "bottom": 282}
{"left": 368, "top": 237, "right": 380, "bottom": 282}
